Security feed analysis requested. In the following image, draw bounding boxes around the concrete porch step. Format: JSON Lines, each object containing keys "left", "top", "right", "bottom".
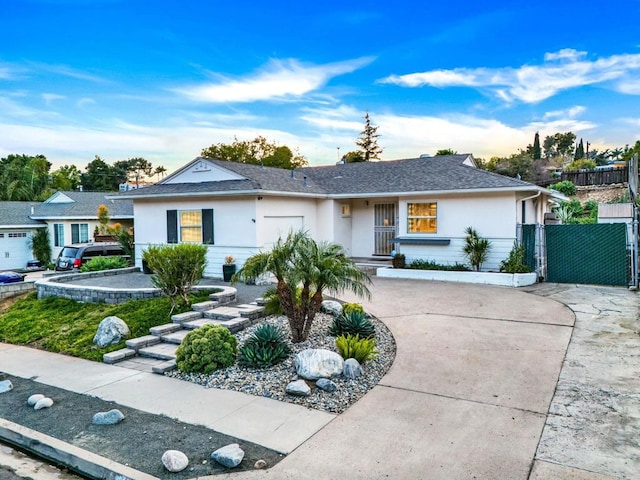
{"left": 171, "top": 311, "right": 203, "bottom": 324}
{"left": 161, "top": 329, "right": 190, "bottom": 344}
{"left": 202, "top": 306, "right": 243, "bottom": 321}
{"left": 149, "top": 323, "right": 182, "bottom": 336}
{"left": 138, "top": 342, "right": 179, "bottom": 361}
{"left": 126, "top": 335, "right": 160, "bottom": 351}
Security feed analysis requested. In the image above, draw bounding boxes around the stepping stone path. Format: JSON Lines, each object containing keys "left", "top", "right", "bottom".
{"left": 103, "top": 286, "right": 267, "bottom": 374}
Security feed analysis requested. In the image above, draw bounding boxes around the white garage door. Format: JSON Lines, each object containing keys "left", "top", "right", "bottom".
{"left": 263, "top": 216, "right": 304, "bottom": 249}
{"left": 0, "top": 231, "right": 32, "bottom": 270}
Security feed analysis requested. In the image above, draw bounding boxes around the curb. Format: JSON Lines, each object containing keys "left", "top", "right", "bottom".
{"left": 0, "top": 418, "right": 159, "bottom": 480}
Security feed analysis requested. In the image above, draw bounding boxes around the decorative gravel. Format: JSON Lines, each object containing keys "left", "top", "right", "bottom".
{"left": 167, "top": 313, "right": 396, "bottom": 414}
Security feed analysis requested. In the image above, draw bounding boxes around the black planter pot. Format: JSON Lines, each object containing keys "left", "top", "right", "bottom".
{"left": 222, "top": 264, "right": 236, "bottom": 282}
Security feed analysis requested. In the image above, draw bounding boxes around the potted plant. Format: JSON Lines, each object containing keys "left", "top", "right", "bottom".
{"left": 222, "top": 255, "right": 236, "bottom": 282}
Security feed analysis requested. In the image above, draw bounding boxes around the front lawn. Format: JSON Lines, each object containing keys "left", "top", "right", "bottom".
{"left": 0, "top": 291, "right": 215, "bottom": 361}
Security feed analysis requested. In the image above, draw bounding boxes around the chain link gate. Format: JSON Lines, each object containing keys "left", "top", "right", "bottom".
{"left": 519, "top": 221, "right": 638, "bottom": 287}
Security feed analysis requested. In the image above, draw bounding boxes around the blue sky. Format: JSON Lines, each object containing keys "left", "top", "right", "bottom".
{"left": 2, "top": 0, "right": 640, "bottom": 172}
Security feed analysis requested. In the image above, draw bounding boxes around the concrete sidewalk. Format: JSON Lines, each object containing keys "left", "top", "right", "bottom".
{"left": 0, "top": 343, "right": 334, "bottom": 454}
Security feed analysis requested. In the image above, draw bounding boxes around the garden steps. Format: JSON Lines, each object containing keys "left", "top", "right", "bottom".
{"left": 103, "top": 285, "right": 266, "bottom": 374}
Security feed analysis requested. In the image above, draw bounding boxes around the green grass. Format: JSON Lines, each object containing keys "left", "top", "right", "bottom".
{"left": 0, "top": 290, "right": 217, "bottom": 362}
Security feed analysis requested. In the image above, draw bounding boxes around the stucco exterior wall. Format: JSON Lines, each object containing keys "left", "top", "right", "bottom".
{"left": 133, "top": 197, "right": 257, "bottom": 278}
{"left": 255, "top": 196, "right": 319, "bottom": 247}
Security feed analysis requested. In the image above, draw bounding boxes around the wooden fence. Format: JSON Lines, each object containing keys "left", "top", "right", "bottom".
{"left": 561, "top": 167, "right": 628, "bottom": 186}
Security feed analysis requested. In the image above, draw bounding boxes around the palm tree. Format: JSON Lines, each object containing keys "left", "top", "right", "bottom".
{"left": 234, "top": 230, "right": 371, "bottom": 342}
{"left": 154, "top": 165, "right": 167, "bottom": 182}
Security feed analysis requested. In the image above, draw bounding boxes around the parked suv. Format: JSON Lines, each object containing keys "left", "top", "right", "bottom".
{"left": 55, "top": 243, "right": 127, "bottom": 271}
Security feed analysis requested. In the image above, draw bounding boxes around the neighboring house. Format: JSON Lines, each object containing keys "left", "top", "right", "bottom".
{"left": 113, "top": 155, "right": 563, "bottom": 277}
{"left": 0, "top": 202, "right": 46, "bottom": 270}
{"left": 30, "top": 191, "right": 134, "bottom": 259}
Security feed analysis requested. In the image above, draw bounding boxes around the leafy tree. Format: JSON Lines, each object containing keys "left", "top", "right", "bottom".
{"left": 0, "top": 154, "right": 53, "bottom": 201}
{"left": 51, "top": 165, "right": 81, "bottom": 191}
{"left": 435, "top": 148, "right": 457, "bottom": 156}
{"left": 543, "top": 135, "right": 556, "bottom": 159}
{"left": 555, "top": 132, "right": 576, "bottom": 158}
{"left": 491, "top": 152, "right": 534, "bottom": 181}
{"left": 342, "top": 151, "right": 365, "bottom": 163}
{"left": 234, "top": 230, "right": 371, "bottom": 343}
{"left": 621, "top": 140, "right": 640, "bottom": 162}
{"left": 113, "top": 157, "right": 153, "bottom": 187}
{"left": 355, "top": 113, "right": 383, "bottom": 161}
{"left": 201, "top": 136, "right": 307, "bottom": 169}
{"left": 532, "top": 132, "right": 541, "bottom": 160}
{"left": 81, "top": 156, "right": 116, "bottom": 191}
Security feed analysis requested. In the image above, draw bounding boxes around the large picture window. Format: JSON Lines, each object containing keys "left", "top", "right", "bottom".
{"left": 407, "top": 202, "right": 437, "bottom": 233}
{"left": 71, "top": 223, "right": 89, "bottom": 243}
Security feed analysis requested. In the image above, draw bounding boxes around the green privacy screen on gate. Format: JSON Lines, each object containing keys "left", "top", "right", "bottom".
{"left": 545, "top": 223, "right": 628, "bottom": 286}
{"left": 521, "top": 224, "right": 537, "bottom": 273}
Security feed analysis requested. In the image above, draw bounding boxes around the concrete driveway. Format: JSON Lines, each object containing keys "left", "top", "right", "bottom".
{"left": 228, "top": 278, "right": 575, "bottom": 479}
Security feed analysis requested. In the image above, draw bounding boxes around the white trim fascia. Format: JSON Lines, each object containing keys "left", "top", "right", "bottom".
{"left": 109, "top": 190, "right": 328, "bottom": 200}
{"left": 329, "top": 185, "right": 547, "bottom": 199}
{"left": 109, "top": 185, "right": 548, "bottom": 201}
{"left": 29, "top": 215, "right": 134, "bottom": 220}
{"left": 0, "top": 224, "right": 45, "bottom": 229}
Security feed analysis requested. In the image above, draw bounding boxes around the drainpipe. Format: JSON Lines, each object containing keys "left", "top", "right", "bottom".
{"left": 519, "top": 190, "right": 541, "bottom": 225}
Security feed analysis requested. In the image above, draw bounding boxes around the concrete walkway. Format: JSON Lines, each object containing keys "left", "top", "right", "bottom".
{"left": 2, "top": 278, "right": 637, "bottom": 479}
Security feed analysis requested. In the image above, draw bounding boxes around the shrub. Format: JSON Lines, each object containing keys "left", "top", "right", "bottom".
{"left": 342, "top": 302, "right": 365, "bottom": 316}
{"left": 238, "top": 324, "right": 291, "bottom": 368}
{"left": 566, "top": 159, "right": 597, "bottom": 171}
{"left": 29, "top": 228, "right": 51, "bottom": 266}
{"left": 330, "top": 310, "right": 376, "bottom": 339}
{"left": 462, "top": 227, "right": 491, "bottom": 272}
{"left": 406, "top": 259, "right": 471, "bottom": 271}
{"left": 499, "top": 242, "right": 531, "bottom": 274}
{"left": 392, "top": 253, "right": 405, "bottom": 268}
{"left": 176, "top": 324, "right": 237, "bottom": 374}
{"left": 549, "top": 180, "right": 576, "bottom": 196}
{"left": 335, "top": 334, "right": 378, "bottom": 364}
{"left": 116, "top": 228, "right": 135, "bottom": 262}
{"left": 142, "top": 244, "right": 207, "bottom": 312}
{"left": 80, "top": 256, "right": 129, "bottom": 272}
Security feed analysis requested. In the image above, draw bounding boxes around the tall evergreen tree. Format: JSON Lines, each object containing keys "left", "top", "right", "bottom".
{"left": 532, "top": 132, "right": 541, "bottom": 160}
{"left": 574, "top": 138, "right": 585, "bottom": 160}
{"left": 355, "top": 113, "right": 383, "bottom": 161}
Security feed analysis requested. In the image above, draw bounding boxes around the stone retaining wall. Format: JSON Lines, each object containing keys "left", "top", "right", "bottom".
{"left": 35, "top": 268, "right": 162, "bottom": 304}
{"left": 0, "top": 281, "right": 36, "bottom": 300}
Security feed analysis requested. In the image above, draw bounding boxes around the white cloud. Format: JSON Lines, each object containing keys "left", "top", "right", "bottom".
{"left": 42, "top": 93, "right": 65, "bottom": 105}
{"left": 380, "top": 49, "right": 640, "bottom": 103}
{"left": 174, "top": 57, "right": 374, "bottom": 103}
{"left": 28, "top": 62, "right": 107, "bottom": 83}
{"left": 543, "top": 105, "right": 586, "bottom": 120}
{"left": 77, "top": 97, "right": 96, "bottom": 108}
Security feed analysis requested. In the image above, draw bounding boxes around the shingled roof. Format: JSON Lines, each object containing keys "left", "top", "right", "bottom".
{"left": 114, "top": 155, "right": 542, "bottom": 199}
{"left": 0, "top": 202, "right": 45, "bottom": 227}
{"left": 31, "top": 191, "right": 133, "bottom": 219}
